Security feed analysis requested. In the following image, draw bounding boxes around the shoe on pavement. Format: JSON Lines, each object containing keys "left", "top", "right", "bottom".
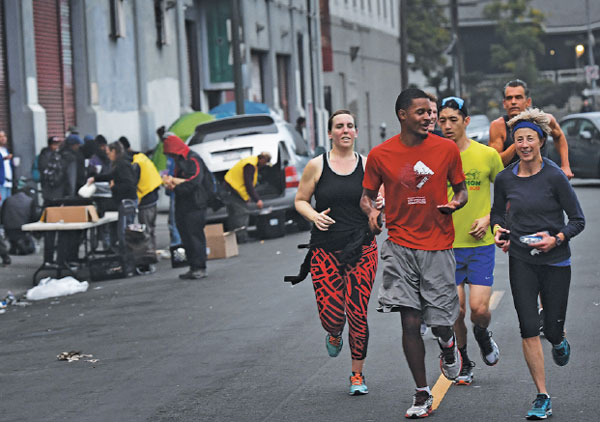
{"left": 526, "top": 393, "right": 552, "bottom": 420}
{"left": 474, "top": 327, "right": 500, "bottom": 366}
{"left": 454, "top": 359, "right": 475, "bottom": 385}
{"left": 1, "top": 254, "right": 10, "bottom": 266}
{"left": 349, "top": 372, "right": 368, "bottom": 395}
{"left": 179, "top": 269, "right": 207, "bottom": 280}
{"left": 136, "top": 264, "right": 156, "bottom": 275}
{"left": 405, "top": 390, "right": 434, "bottom": 419}
{"left": 325, "top": 333, "right": 343, "bottom": 357}
{"left": 438, "top": 336, "right": 462, "bottom": 380}
{"left": 551, "top": 338, "right": 570, "bottom": 366}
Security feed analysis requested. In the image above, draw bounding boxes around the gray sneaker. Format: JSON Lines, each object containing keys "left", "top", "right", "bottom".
{"left": 179, "top": 269, "right": 208, "bottom": 280}
{"left": 438, "top": 337, "right": 462, "bottom": 380}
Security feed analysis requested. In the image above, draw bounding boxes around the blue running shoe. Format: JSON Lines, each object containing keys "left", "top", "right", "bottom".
{"left": 349, "top": 372, "right": 368, "bottom": 395}
{"left": 526, "top": 394, "right": 552, "bottom": 420}
{"left": 552, "top": 338, "right": 570, "bottom": 366}
{"left": 325, "top": 334, "right": 343, "bottom": 357}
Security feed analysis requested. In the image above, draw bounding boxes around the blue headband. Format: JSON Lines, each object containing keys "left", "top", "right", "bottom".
{"left": 512, "top": 121, "right": 545, "bottom": 139}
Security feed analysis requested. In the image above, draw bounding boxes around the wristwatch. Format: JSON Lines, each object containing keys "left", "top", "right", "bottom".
{"left": 553, "top": 235, "right": 563, "bottom": 246}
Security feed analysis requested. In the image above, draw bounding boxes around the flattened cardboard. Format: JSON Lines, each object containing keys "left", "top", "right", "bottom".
{"left": 41, "top": 205, "right": 100, "bottom": 223}
{"left": 204, "top": 223, "right": 238, "bottom": 260}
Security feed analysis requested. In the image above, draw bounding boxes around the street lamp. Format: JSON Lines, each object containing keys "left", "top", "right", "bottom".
{"left": 575, "top": 44, "right": 585, "bottom": 58}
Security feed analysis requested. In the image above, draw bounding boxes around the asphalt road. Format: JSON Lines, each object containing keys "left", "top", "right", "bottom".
{"left": 1, "top": 181, "right": 599, "bottom": 421}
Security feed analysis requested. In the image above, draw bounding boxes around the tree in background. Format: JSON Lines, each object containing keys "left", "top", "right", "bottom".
{"left": 406, "top": 0, "right": 451, "bottom": 89}
{"left": 483, "top": 0, "right": 545, "bottom": 84}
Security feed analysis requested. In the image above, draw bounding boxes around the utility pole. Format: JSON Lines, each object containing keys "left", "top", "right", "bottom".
{"left": 400, "top": 0, "right": 408, "bottom": 90}
{"left": 231, "top": 0, "right": 245, "bottom": 115}
{"left": 450, "top": 0, "right": 462, "bottom": 96}
{"left": 586, "top": 0, "right": 597, "bottom": 106}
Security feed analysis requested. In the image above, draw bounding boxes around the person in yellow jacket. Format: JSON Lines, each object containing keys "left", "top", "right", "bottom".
{"left": 132, "top": 151, "right": 162, "bottom": 274}
{"left": 223, "top": 152, "right": 272, "bottom": 243}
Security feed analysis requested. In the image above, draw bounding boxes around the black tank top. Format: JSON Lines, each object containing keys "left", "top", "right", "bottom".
{"left": 310, "top": 153, "right": 370, "bottom": 249}
{"left": 503, "top": 114, "right": 548, "bottom": 164}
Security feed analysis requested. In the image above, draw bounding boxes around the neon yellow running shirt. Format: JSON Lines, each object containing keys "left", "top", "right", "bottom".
{"left": 448, "top": 140, "right": 503, "bottom": 248}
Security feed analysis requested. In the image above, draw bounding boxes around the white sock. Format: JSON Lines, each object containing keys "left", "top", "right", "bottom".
{"left": 416, "top": 386, "right": 431, "bottom": 394}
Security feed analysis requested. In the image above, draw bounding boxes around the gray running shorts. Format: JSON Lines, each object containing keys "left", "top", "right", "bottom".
{"left": 377, "top": 239, "right": 459, "bottom": 327}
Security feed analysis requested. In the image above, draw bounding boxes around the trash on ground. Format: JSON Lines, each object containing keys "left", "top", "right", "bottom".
{"left": 156, "top": 249, "right": 171, "bottom": 259}
{"left": 57, "top": 351, "right": 97, "bottom": 363}
{"left": 26, "top": 277, "right": 89, "bottom": 301}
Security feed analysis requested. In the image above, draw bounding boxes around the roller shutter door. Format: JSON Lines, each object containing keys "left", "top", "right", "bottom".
{"left": 0, "top": 1, "right": 10, "bottom": 137}
{"left": 33, "top": 0, "right": 75, "bottom": 138}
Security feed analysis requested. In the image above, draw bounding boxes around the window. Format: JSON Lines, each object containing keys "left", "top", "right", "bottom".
{"left": 579, "top": 120, "right": 599, "bottom": 140}
{"left": 109, "top": 0, "right": 126, "bottom": 39}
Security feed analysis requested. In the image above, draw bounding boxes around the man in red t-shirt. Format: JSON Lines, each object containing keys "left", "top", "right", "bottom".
{"left": 361, "top": 88, "right": 468, "bottom": 419}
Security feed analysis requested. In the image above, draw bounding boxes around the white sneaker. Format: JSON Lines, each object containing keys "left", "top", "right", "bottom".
{"left": 438, "top": 336, "right": 462, "bottom": 380}
{"left": 405, "top": 390, "right": 433, "bottom": 418}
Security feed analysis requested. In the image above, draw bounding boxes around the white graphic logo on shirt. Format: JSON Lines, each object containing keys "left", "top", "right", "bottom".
{"left": 400, "top": 160, "right": 434, "bottom": 192}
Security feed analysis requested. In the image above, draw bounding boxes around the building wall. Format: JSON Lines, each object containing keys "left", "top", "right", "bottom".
{"left": 3, "top": 0, "right": 325, "bottom": 180}
{"left": 323, "top": 0, "right": 402, "bottom": 154}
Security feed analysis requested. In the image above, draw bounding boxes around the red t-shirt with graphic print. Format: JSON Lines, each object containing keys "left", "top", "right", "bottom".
{"left": 364, "top": 133, "right": 465, "bottom": 250}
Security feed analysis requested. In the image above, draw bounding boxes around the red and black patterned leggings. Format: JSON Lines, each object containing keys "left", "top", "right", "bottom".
{"left": 310, "top": 240, "right": 378, "bottom": 360}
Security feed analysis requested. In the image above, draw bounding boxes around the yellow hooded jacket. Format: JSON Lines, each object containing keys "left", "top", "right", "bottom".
{"left": 133, "top": 152, "right": 162, "bottom": 200}
{"left": 224, "top": 156, "right": 258, "bottom": 201}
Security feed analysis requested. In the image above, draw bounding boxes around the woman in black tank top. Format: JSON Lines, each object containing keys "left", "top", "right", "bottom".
{"left": 291, "top": 110, "right": 379, "bottom": 396}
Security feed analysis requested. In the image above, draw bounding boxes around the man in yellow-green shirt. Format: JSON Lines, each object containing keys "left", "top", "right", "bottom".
{"left": 439, "top": 96, "right": 504, "bottom": 385}
{"left": 223, "top": 152, "right": 272, "bottom": 243}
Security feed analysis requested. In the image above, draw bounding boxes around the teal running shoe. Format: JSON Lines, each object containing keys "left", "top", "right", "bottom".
{"left": 349, "top": 372, "right": 368, "bottom": 395}
{"left": 325, "top": 334, "right": 343, "bottom": 357}
{"left": 552, "top": 338, "right": 570, "bottom": 366}
{"left": 526, "top": 394, "right": 552, "bottom": 420}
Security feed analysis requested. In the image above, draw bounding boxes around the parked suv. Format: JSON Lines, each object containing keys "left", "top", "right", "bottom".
{"left": 187, "top": 114, "right": 313, "bottom": 231}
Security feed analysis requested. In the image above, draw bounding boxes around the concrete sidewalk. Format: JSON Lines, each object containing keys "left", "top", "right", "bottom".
{"left": 0, "top": 212, "right": 172, "bottom": 298}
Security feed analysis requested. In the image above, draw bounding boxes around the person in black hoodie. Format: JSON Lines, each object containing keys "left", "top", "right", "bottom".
{"left": 60, "top": 134, "right": 86, "bottom": 198}
{"left": 162, "top": 133, "right": 208, "bottom": 280}
{"left": 88, "top": 141, "right": 139, "bottom": 249}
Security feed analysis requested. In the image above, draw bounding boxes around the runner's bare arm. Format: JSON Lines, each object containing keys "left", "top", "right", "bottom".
{"left": 294, "top": 156, "right": 335, "bottom": 231}
{"left": 489, "top": 119, "right": 516, "bottom": 166}
{"left": 438, "top": 181, "right": 468, "bottom": 215}
{"left": 360, "top": 188, "right": 382, "bottom": 234}
{"left": 548, "top": 115, "right": 574, "bottom": 179}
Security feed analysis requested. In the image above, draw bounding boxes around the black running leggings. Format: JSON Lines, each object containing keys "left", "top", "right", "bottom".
{"left": 508, "top": 256, "right": 570, "bottom": 344}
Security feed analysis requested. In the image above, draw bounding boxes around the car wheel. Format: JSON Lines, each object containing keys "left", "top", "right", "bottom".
{"left": 293, "top": 211, "right": 312, "bottom": 231}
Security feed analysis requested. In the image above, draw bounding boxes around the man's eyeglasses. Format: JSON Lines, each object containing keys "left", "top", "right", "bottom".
{"left": 441, "top": 96, "right": 465, "bottom": 110}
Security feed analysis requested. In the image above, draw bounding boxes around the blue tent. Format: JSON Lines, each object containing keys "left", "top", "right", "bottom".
{"left": 209, "top": 100, "right": 273, "bottom": 119}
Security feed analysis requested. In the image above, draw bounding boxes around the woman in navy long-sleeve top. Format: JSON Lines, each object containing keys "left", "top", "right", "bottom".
{"left": 490, "top": 108, "right": 585, "bottom": 420}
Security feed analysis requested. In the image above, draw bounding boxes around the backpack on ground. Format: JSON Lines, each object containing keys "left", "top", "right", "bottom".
{"left": 41, "top": 152, "right": 64, "bottom": 187}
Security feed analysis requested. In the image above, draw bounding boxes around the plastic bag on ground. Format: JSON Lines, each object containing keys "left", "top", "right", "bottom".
{"left": 26, "top": 276, "right": 89, "bottom": 301}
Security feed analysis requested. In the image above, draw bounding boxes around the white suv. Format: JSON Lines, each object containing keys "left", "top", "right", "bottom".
{"left": 187, "top": 114, "right": 312, "bottom": 231}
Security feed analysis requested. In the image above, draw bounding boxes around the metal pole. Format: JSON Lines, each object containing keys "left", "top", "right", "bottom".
{"left": 231, "top": 0, "right": 245, "bottom": 115}
{"left": 450, "top": 0, "right": 461, "bottom": 96}
{"left": 400, "top": 0, "right": 408, "bottom": 90}
{"left": 585, "top": 0, "right": 597, "bottom": 106}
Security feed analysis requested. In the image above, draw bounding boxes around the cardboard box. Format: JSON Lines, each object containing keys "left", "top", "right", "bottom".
{"left": 41, "top": 205, "right": 99, "bottom": 223}
{"left": 205, "top": 224, "right": 238, "bottom": 260}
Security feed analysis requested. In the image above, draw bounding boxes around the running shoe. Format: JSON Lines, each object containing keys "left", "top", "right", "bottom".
{"left": 526, "top": 394, "right": 552, "bottom": 420}
{"left": 349, "top": 372, "right": 368, "bottom": 395}
{"left": 474, "top": 327, "right": 500, "bottom": 366}
{"left": 551, "top": 338, "right": 570, "bottom": 366}
{"left": 454, "top": 359, "right": 475, "bottom": 385}
{"left": 405, "top": 390, "right": 434, "bottom": 419}
{"left": 325, "top": 333, "right": 343, "bottom": 357}
{"left": 438, "top": 336, "right": 462, "bottom": 380}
